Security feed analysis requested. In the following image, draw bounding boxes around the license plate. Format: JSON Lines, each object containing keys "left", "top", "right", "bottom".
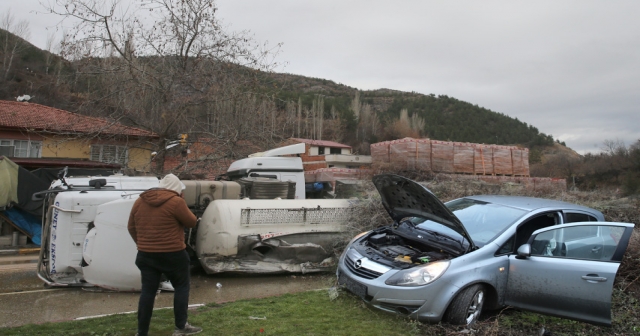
{"left": 339, "top": 272, "right": 367, "bottom": 299}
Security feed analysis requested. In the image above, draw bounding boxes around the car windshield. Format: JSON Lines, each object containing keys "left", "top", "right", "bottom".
{"left": 408, "top": 198, "right": 527, "bottom": 247}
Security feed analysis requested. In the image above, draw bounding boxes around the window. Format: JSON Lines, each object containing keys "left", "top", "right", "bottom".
{"left": 564, "top": 212, "right": 598, "bottom": 240}
{"left": 0, "top": 139, "right": 42, "bottom": 158}
{"left": 496, "top": 235, "right": 515, "bottom": 255}
{"left": 91, "top": 145, "right": 128, "bottom": 164}
{"left": 329, "top": 147, "right": 342, "bottom": 154}
{"left": 318, "top": 146, "right": 325, "bottom": 155}
{"left": 529, "top": 225, "right": 626, "bottom": 261}
{"left": 565, "top": 212, "right": 596, "bottom": 223}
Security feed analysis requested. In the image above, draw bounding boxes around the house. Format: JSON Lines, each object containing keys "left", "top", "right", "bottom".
{"left": 0, "top": 100, "right": 158, "bottom": 172}
{"left": 287, "top": 138, "right": 372, "bottom": 170}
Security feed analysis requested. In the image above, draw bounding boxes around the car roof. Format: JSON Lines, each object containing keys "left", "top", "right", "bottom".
{"left": 462, "top": 195, "right": 599, "bottom": 214}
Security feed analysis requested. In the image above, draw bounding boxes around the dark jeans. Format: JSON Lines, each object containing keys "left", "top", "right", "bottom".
{"left": 135, "top": 249, "right": 191, "bottom": 336}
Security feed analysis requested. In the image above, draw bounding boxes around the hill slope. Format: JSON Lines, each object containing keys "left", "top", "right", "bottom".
{"left": 1, "top": 28, "right": 560, "bottom": 153}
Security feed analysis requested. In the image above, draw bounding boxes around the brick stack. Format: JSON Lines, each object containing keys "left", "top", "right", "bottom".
{"left": 473, "top": 145, "right": 493, "bottom": 175}
{"left": 512, "top": 148, "right": 530, "bottom": 176}
{"left": 453, "top": 142, "right": 475, "bottom": 174}
{"left": 493, "top": 145, "right": 514, "bottom": 175}
{"left": 388, "top": 138, "right": 431, "bottom": 171}
{"left": 370, "top": 138, "right": 530, "bottom": 177}
{"left": 306, "top": 168, "right": 373, "bottom": 183}
{"left": 431, "top": 140, "right": 454, "bottom": 173}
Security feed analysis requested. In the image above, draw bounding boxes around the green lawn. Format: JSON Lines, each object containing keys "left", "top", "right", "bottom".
{"left": 0, "top": 289, "right": 420, "bottom": 336}
{"left": 2, "top": 287, "right": 638, "bottom": 335}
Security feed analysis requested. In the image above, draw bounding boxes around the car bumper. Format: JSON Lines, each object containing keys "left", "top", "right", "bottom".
{"left": 336, "top": 248, "right": 458, "bottom": 323}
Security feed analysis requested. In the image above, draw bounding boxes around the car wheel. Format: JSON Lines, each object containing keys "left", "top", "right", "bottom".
{"left": 445, "top": 284, "right": 485, "bottom": 326}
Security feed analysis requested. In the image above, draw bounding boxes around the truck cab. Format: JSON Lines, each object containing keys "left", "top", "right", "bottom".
{"left": 225, "top": 143, "right": 306, "bottom": 199}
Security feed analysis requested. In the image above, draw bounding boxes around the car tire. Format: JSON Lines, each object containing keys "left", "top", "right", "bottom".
{"left": 444, "top": 284, "right": 485, "bottom": 326}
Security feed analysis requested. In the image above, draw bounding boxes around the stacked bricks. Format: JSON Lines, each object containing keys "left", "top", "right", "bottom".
{"left": 371, "top": 138, "right": 530, "bottom": 177}
{"left": 512, "top": 147, "right": 530, "bottom": 176}
{"left": 388, "top": 138, "right": 431, "bottom": 171}
{"left": 473, "top": 145, "right": 493, "bottom": 175}
{"left": 305, "top": 168, "right": 373, "bottom": 186}
{"left": 306, "top": 168, "right": 372, "bottom": 182}
{"left": 431, "top": 140, "right": 454, "bottom": 173}
{"left": 453, "top": 142, "right": 475, "bottom": 174}
{"left": 493, "top": 145, "right": 514, "bottom": 175}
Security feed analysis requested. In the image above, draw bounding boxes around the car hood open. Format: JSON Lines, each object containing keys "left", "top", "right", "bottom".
{"left": 372, "top": 174, "right": 476, "bottom": 251}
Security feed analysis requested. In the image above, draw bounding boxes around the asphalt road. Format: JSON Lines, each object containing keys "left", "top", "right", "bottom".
{"left": 0, "top": 253, "right": 335, "bottom": 328}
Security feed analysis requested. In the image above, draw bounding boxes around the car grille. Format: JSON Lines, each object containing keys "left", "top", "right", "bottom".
{"left": 345, "top": 256, "right": 383, "bottom": 280}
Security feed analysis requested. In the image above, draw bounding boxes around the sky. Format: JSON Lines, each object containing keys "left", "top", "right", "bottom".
{"left": 2, "top": 0, "right": 639, "bottom": 154}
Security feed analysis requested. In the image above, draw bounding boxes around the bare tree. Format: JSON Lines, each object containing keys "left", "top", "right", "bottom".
{"left": 44, "top": 32, "right": 57, "bottom": 75}
{"left": 1, "top": 10, "right": 31, "bottom": 80}
{"left": 47, "top": 0, "right": 281, "bottom": 173}
{"left": 602, "top": 138, "right": 628, "bottom": 157}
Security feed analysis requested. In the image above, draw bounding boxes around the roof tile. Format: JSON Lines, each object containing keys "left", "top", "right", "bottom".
{"left": 0, "top": 100, "right": 157, "bottom": 137}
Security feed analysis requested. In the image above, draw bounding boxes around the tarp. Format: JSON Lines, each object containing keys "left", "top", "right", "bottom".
{"left": 0, "top": 157, "right": 19, "bottom": 208}
{"left": 1, "top": 208, "right": 41, "bottom": 245}
{"left": 17, "top": 165, "right": 50, "bottom": 217}
{"left": 20, "top": 166, "right": 116, "bottom": 218}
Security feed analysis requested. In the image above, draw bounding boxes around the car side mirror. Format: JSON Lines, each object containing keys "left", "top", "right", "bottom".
{"left": 516, "top": 244, "right": 531, "bottom": 259}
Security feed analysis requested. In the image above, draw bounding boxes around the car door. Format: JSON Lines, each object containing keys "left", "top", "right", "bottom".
{"left": 504, "top": 222, "right": 635, "bottom": 326}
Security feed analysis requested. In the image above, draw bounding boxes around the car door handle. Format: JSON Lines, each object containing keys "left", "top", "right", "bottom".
{"left": 591, "top": 246, "right": 601, "bottom": 253}
{"left": 581, "top": 274, "right": 607, "bottom": 283}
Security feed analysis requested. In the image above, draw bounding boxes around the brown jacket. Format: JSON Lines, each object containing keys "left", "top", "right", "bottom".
{"left": 127, "top": 188, "right": 197, "bottom": 252}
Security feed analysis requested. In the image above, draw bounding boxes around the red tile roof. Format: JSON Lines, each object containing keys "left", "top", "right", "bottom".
{"left": 289, "top": 138, "right": 351, "bottom": 149}
{"left": 0, "top": 100, "right": 157, "bottom": 137}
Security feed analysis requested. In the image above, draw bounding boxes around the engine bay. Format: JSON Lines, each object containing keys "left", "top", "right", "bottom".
{"left": 357, "top": 229, "right": 452, "bottom": 267}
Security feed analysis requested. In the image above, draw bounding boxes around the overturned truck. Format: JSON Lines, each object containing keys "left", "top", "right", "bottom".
{"left": 35, "top": 174, "right": 353, "bottom": 291}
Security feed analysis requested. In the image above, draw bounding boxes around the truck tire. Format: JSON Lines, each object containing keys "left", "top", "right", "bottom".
{"left": 444, "top": 284, "right": 485, "bottom": 326}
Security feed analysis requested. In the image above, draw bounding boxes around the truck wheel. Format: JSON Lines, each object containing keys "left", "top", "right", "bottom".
{"left": 444, "top": 284, "right": 485, "bottom": 326}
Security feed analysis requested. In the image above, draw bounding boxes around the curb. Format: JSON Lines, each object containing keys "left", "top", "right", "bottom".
{"left": 0, "top": 247, "right": 40, "bottom": 255}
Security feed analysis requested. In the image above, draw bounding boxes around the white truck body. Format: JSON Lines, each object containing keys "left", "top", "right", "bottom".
{"left": 37, "top": 174, "right": 353, "bottom": 291}
{"left": 42, "top": 176, "right": 159, "bottom": 286}
{"left": 226, "top": 143, "right": 306, "bottom": 199}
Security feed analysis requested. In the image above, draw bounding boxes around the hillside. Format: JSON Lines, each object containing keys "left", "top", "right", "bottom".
{"left": 264, "top": 72, "right": 558, "bottom": 150}
{"left": 0, "top": 29, "right": 78, "bottom": 110}
{"left": 2, "top": 27, "right": 560, "bottom": 154}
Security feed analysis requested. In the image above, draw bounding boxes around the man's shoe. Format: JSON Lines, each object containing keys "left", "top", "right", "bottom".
{"left": 173, "top": 323, "right": 202, "bottom": 335}
{"left": 159, "top": 280, "right": 175, "bottom": 292}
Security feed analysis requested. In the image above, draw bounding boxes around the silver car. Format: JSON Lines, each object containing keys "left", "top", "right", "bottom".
{"left": 337, "top": 174, "right": 635, "bottom": 326}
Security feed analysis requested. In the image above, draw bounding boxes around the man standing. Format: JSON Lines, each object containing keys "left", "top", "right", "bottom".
{"left": 128, "top": 174, "right": 202, "bottom": 336}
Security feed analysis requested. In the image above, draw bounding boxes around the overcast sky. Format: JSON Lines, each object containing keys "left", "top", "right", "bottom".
{"left": 3, "top": 0, "right": 639, "bottom": 154}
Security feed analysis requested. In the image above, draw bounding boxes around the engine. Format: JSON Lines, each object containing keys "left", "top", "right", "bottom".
{"left": 364, "top": 232, "right": 450, "bottom": 265}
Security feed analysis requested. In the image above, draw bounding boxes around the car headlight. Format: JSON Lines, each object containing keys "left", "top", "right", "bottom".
{"left": 385, "top": 261, "right": 450, "bottom": 286}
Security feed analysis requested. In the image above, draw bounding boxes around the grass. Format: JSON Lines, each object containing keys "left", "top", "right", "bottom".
{"left": 0, "top": 289, "right": 421, "bottom": 336}
{"left": 2, "top": 286, "right": 638, "bottom": 336}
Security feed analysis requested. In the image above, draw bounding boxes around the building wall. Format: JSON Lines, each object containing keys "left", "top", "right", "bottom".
{"left": 128, "top": 146, "right": 154, "bottom": 171}
{"left": 1, "top": 130, "right": 154, "bottom": 172}
{"left": 41, "top": 136, "right": 89, "bottom": 158}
